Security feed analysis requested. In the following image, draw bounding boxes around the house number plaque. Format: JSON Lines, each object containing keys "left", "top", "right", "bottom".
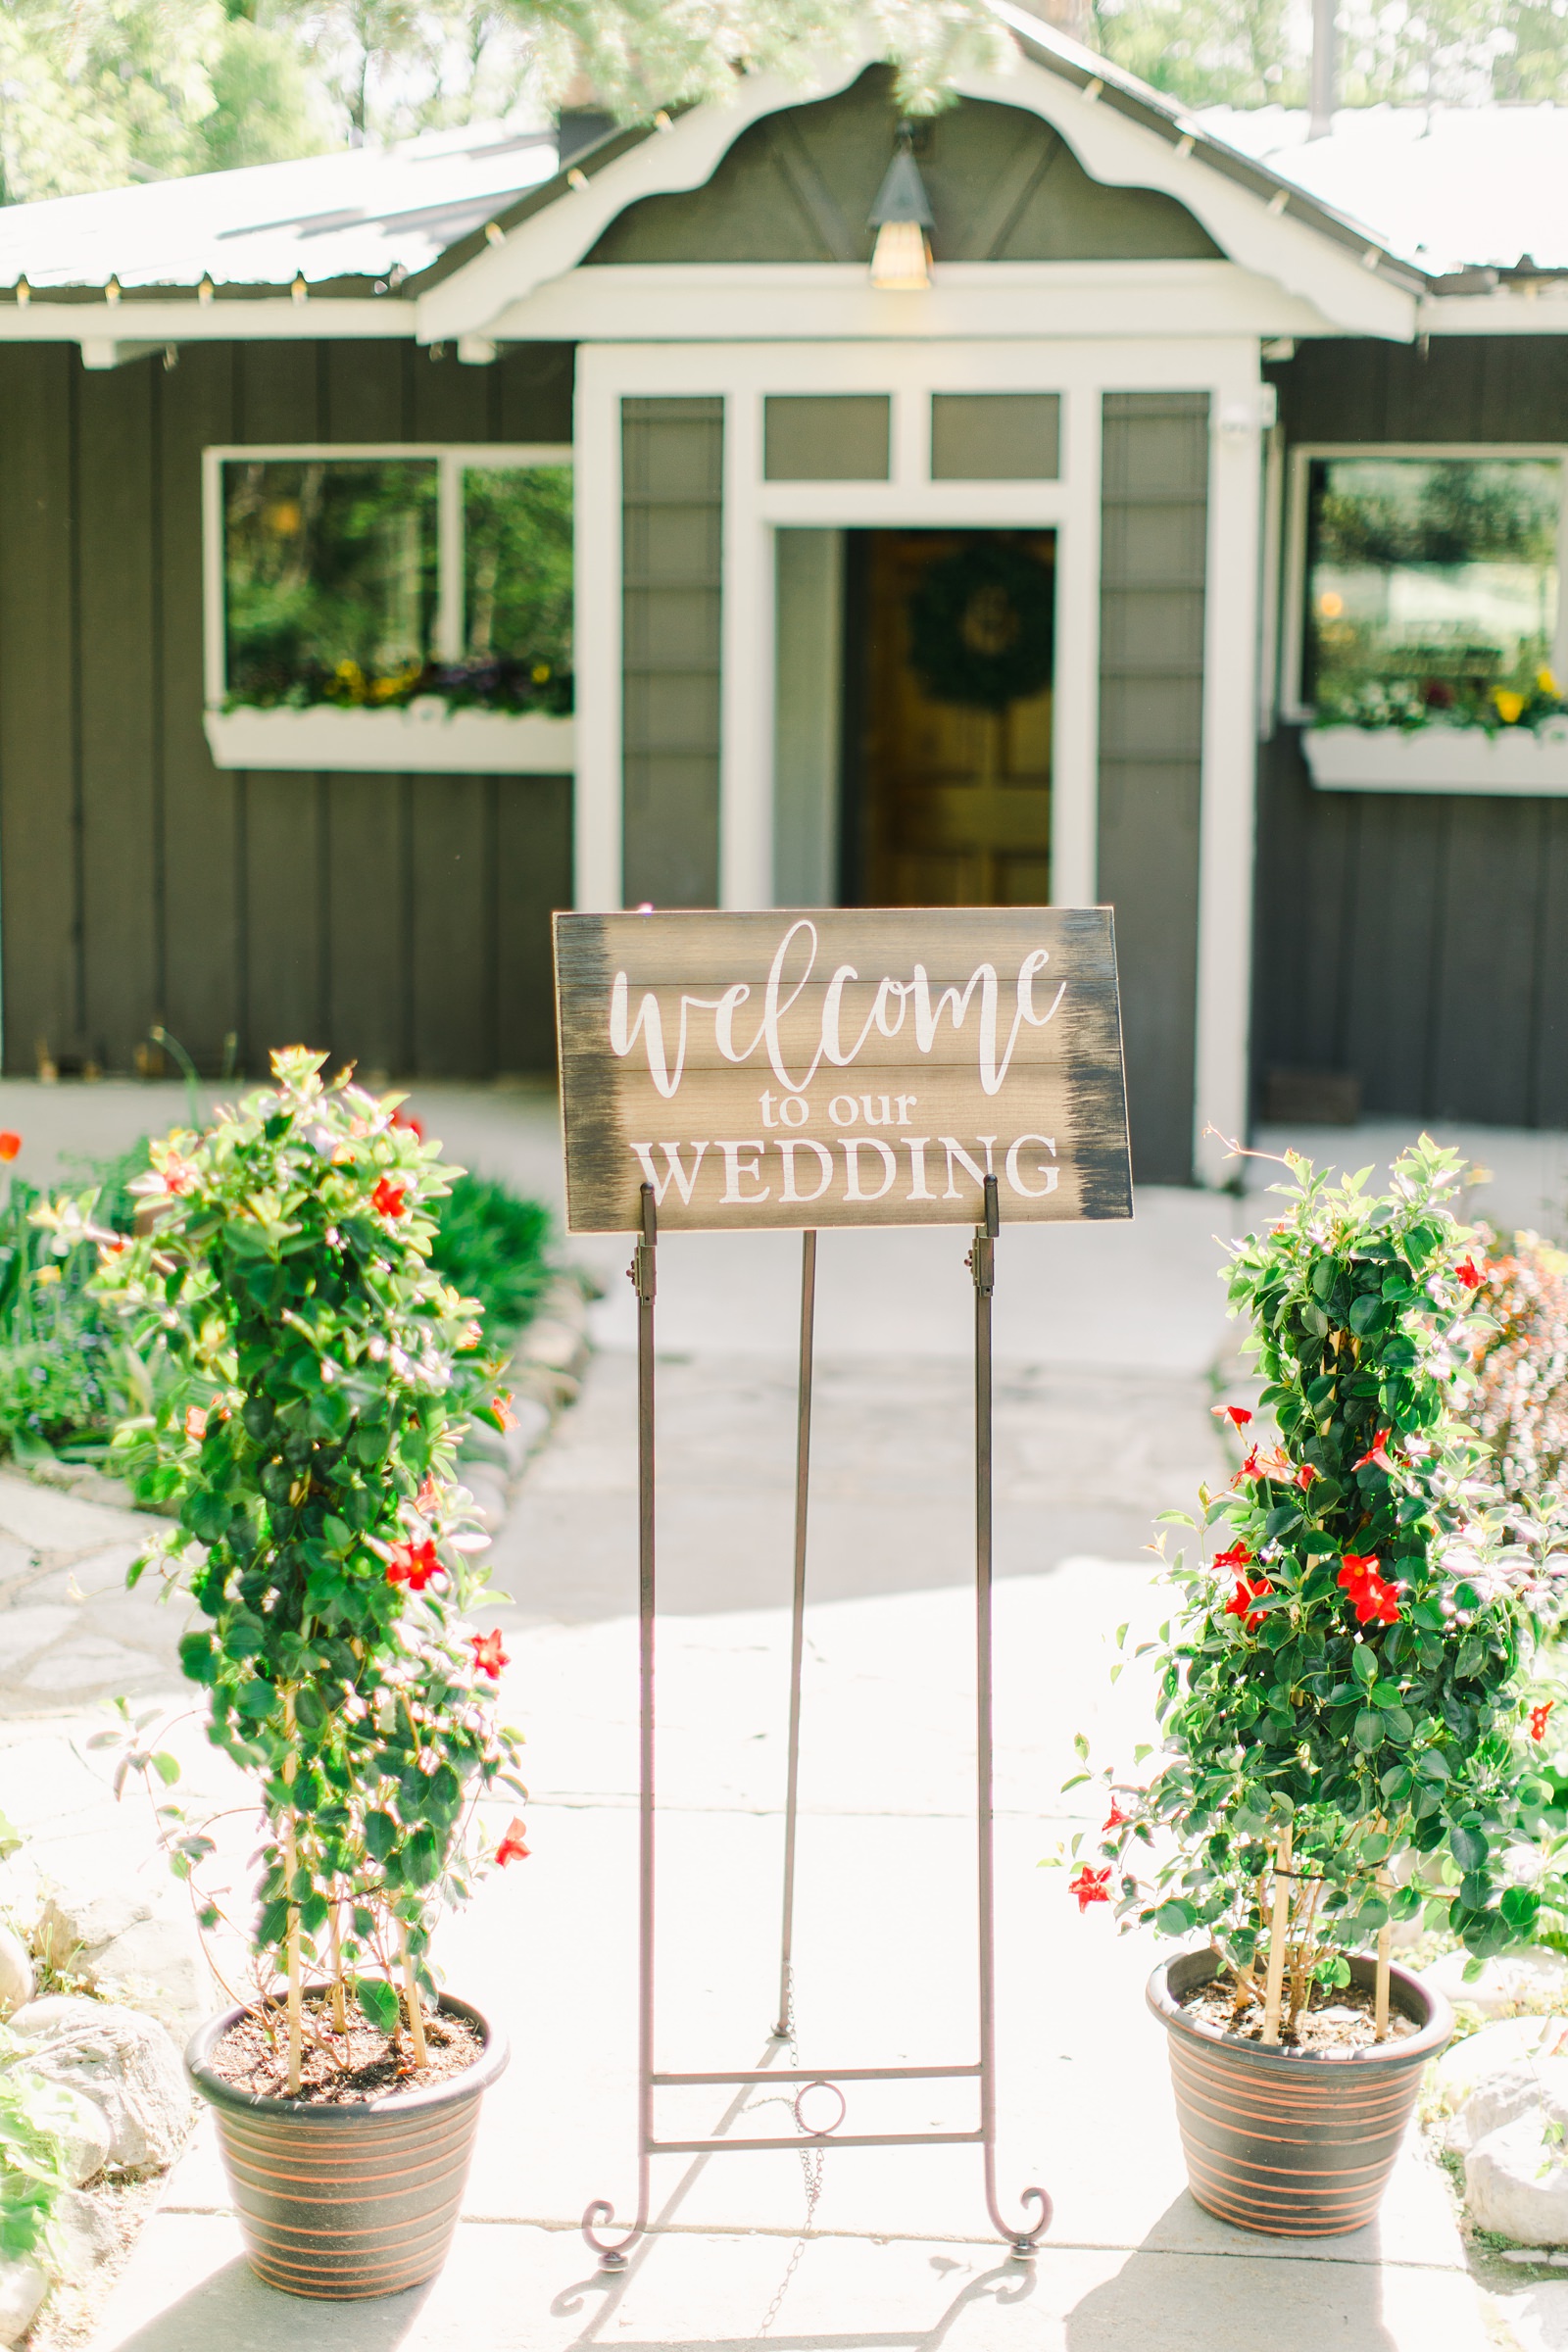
{"left": 553, "top": 906, "right": 1132, "bottom": 1233}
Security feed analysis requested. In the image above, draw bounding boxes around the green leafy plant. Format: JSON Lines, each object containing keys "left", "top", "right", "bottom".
{"left": 429, "top": 1174, "right": 551, "bottom": 1346}
{"left": 1067, "top": 1141, "right": 1561, "bottom": 2045}
{"left": 91, "top": 1051, "right": 528, "bottom": 2092}
{"left": 0, "top": 2033, "right": 77, "bottom": 2270}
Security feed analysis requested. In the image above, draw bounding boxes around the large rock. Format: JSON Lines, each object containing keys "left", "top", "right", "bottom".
{"left": 0, "top": 1923, "right": 31, "bottom": 2018}
{"left": 1449, "top": 2058, "right": 1568, "bottom": 2155}
{"left": 1437, "top": 2017, "right": 1568, "bottom": 2110}
{"left": 51, "top": 2187, "right": 118, "bottom": 2275}
{"left": 0, "top": 2257, "right": 47, "bottom": 2346}
{"left": 1421, "top": 1947, "right": 1568, "bottom": 2019}
{"left": 35, "top": 1880, "right": 207, "bottom": 2033}
{"left": 48, "top": 2084, "right": 113, "bottom": 2186}
{"left": 1468, "top": 2104, "right": 1568, "bottom": 2244}
{"left": 9, "top": 1996, "right": 190, "bottom": 2170}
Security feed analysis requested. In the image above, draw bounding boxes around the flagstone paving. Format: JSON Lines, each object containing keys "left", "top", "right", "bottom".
{"left": 0, "top": 1080, "right": 1522, "bottom": 2349}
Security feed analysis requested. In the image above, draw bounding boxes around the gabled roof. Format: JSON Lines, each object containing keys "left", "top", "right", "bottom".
{"left": 1200, "top": 103, "right": 1568, "bottom": 281}
{"left": 0, "top": 119, "right": 559, "bottom": 295}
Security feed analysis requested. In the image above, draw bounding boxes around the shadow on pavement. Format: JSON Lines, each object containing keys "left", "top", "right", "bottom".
{"left": 1063, "top": 2196, "right": 1398, "bottom": 2352}
{"left": 98, "top": 2257, "right": 435, "bottom": 2350}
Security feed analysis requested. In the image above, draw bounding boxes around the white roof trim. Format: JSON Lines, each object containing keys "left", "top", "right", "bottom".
{"left": 485, "top": 258, "right": 1348, "bottom": 344}
{"left": 418, "top": 38, "right": 1417, "bottom": 346}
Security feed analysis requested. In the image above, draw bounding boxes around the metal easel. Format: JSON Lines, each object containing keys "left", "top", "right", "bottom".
{"left": 581, "top": 1173, "right": 1052, "bottom": 2269}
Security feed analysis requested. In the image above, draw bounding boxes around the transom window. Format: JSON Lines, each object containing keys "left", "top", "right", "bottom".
{"left": 1286, "top": 448, "right": 1567, "bottom": 727}
{"left": 206, "top": 446, "right": 573, "bottom": 716}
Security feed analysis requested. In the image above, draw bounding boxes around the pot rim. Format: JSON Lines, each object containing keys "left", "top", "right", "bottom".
{"left": 186, "top": 1988, "right": 510, "bottom": 2120}
{"left": 1147, "top": 1946, "right": 1453, "bottom": 2069}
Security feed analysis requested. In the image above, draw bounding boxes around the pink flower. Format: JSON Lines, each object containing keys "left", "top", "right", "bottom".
{"left": 184, "top": 1406, "right": 208, "bottom": 1442}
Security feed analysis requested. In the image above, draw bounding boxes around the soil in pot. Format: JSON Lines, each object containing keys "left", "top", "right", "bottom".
{"left": 187, "top": 1991, "right": 508, "bottom": 2300}
{"left": 1181, "top": 1973, "right": 1421, "bottom": 2056}
{"left": 1149, "top": 1950, "right": 1451, "bottom": 2238}
{"left": 206, "top": 1993, "right": 484, "bottom": 2104}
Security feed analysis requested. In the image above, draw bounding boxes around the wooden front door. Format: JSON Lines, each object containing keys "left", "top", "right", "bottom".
{"left": 855, "top": 529, "right": 1054, "bottom": 906}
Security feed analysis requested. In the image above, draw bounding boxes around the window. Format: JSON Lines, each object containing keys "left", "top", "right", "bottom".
{"left": 210, "top": 447, "right": 573, "bottom": 717}
{"left": 1288, "top": 448, "right": 1566, "bottom": 728}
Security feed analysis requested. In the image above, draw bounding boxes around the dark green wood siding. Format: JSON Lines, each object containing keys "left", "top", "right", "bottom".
{"left": 1097, "top": 391, "right": 1209, "bottom": 1186}
{"left": 1260, "top": 337, "right": 1568, "bottom": 1126}
{"left": 0, "top": 338, "right": 573, "bottom": 1079}
{"left": 585, "top": 66, "right": 1220, "bottom": 269}
{"left": 620, "top": 396, "right": 723, "bottom": 907}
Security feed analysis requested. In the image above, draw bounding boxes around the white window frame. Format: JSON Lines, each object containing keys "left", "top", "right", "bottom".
{"left": 201, "top": 441, "right": 573, "bottom": 709}
{"left": 1281, "top": 440, "right": 1568, "bottom": 724}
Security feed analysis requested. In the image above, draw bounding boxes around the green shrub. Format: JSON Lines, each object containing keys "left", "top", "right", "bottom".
{"left": 1069, "top": 1142, "right": 1559, "bottom": 2041}
{"left": 428, "top": 1173, "right": 551, "bottom": 1343}
{"left": 0, "top": 1158, "right": 159, "bottom": 1462}
{"left": 93, "top": 1052, "right": 527, "bottom": 2085}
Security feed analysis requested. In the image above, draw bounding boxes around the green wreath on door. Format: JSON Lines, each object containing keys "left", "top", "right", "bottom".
{"left": 906, "top": 539, "right": 1055, "bottom": 712}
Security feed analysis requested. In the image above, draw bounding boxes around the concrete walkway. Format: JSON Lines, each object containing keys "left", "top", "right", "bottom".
{"left": 0, "top": 1081, "right": 1521, "bottom": 2349}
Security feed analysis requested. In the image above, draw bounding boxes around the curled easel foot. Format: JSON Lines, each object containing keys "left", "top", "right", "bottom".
{"left": 581, "top": 2197, "right": 642, "bottom": 2271}
{"left": 994, "top": 2181, "right": 1053, "bottom": 2259}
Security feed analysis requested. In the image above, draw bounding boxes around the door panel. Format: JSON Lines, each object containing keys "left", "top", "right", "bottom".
{"left": 858, "top": 530, "right": 1054, "bottom": 907}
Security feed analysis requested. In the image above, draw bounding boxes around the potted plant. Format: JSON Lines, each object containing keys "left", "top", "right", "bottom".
{"left": 93, "top": 1050, "right": 529, "bottom": 2300}
{"left": 1067, "top": 1140, "right": 1563, "bottom": 2237}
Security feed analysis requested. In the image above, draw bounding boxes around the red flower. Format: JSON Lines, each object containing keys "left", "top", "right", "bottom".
{"left": 1225, "top": 1574, "right": 1271, "bottom": 1633}
{"left": 1338, "top": 1553, "right": 1401, "bottom": 1627}
{"left": 1456, "top": 1255, "right": 1484, "bottom": 1292}
{"left": 1102, "top": 1800, "right": 1129, "bottom": 1832}
{"left": 1070, "top": 1866, "right": 1111, "bottom": 1913}
{"left": 0, "top": 1133, "right": 21, "bottom": 1163}
{"left": 416, "top": 1476, "right": 443, "bottom": 1516}
{"left": 1293, "top": 1462, "right": 1319, "bottom": 1490}
{"left": 388, "top": 1539, "right": 441, "bottom": 1592}
{"left": 496, "top": 1817, "right": 530, "bottom": 1866}
{"left": 184, "top": 1405, "right": 208, "bottom": 1442}
{"left": 371, "top": 1176, "right": 407, "bottom": 1219}
{"left": 1242, "top": 1446, "right": 1297, "bottom": 1484}
{"left": 492, "top": 1395, "right": 518, "bottom": 1434}
{"left": 1212, "top": 1540, "right": 1253, "bottom": 1572}
{"left": 1532, "top": 1700, "right": 1555, "bottom": 1743}
{"left": 1212, "top": 1405, "right": 1252, "bottom": 1430}
{"left": 162, "top": 1156, "right": 197, "bottom": 1197}
{"left": 392, "top": 1108, "right": 425, "bottom": 1143}
{"left": 1353, "top": 1428, "right": 1396, "bottom": 1474}
{"left": 470, "top": 1628, "right": 509, "bottom": 1679}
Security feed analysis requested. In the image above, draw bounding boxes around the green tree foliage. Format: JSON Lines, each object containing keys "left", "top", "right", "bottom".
{"left": 1090, "top": 0, "right": 1568, "bottom": 109}
{"left": 1068, "top": 1144, "right": 1564, "bottom": 2035}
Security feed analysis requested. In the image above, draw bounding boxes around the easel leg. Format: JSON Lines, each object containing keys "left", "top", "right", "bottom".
{"left": 774, "top": 1229, "right": 817, "bottom": 2039}
{"left": 972, "top": 1177, "right": 1052, "bottom": 2260}
{"left": 583, "top": 1184, "right": 659, "bottom": 2270}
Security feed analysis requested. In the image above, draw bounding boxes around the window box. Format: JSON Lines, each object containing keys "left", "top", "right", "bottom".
{"left": 204, "top": 704, "right": 575, "bottom": 774}
{"left": 1303, "top": 721, "right": 1568, "bottom": 796}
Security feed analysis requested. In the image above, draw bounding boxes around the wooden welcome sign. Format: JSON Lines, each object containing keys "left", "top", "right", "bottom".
{"left": 553, "top": 906, "right": 1132, "bottom": 1234}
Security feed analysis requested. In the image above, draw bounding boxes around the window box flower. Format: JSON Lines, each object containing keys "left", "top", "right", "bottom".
{"left": 204, "top": 702, "right": 575, "bottom": 775}
{"left": 1304, "top": 718, "right": 1568, "bottom": 795}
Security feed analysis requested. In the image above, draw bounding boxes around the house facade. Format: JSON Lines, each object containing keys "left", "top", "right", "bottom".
{"left": 1, "top": 20, "right": 1564, "bottom": 1181}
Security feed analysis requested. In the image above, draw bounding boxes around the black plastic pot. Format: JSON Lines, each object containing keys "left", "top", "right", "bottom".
{"left": 1147, "top": 1949, "right": 1451, "bottom": 2237}
{"left": 186, "top": 1993, "right": 509, "bottom": 2299}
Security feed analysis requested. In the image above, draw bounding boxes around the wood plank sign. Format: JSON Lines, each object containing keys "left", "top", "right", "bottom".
{"left": 553, "top": 907, "right": 1132, "bottom": 1234}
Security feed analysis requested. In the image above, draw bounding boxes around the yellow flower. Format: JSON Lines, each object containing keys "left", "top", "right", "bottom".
{"left": 1494, "top": 688, "right": 1526, "bottom": 724}
{"left": 1541, "top": 667, "right": 1562, "bottom": 698}
{"left": 531, "top": 662, "right": 551, "bottom": 684}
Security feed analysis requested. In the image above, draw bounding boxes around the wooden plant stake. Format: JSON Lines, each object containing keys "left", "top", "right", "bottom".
{"left": 281, "top": 1694, "right": 303, "bottom": 2096}
{"left": 400, "top": 1925, "right": 429, "bottom": 2072}
{"left": 1261, "top": 1824, "right": 1292, "bottom": 2047}
{"left": 328, "top": 1905, "right": 348, "bottom": 2036}
{"left": 1374, "top": 1873, "right": 1393, "bottom": 2042}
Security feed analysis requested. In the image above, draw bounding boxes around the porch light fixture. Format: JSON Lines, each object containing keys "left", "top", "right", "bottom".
{"left": 868, "top": 129, "right": 934, "bottom": 290}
